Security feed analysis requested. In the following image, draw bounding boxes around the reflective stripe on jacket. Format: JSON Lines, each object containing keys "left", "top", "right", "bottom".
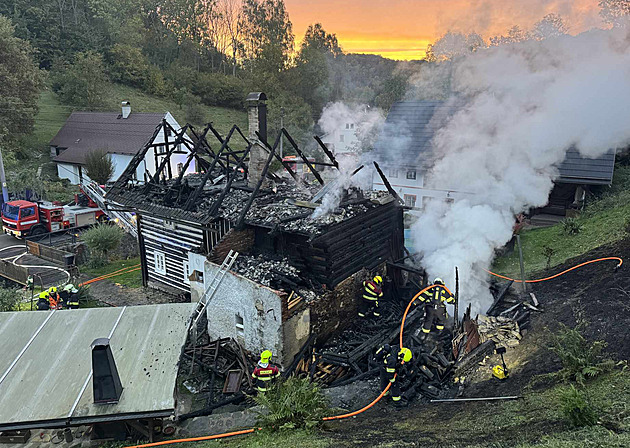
{"left": 363, "top": 281, "right": 383, "bottom": 301}
{"left": 418, "top": 285, "right": 454, "bottom": 306}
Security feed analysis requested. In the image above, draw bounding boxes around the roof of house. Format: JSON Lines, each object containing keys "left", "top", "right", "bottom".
{"left": 51, "top": 112, "right": 166, "bottom": 165}
{"left": 0, "top": 303, "right": 195, "bottom": 431}
{"left": 375, "top": 100, "right": 616, "bottom": 185}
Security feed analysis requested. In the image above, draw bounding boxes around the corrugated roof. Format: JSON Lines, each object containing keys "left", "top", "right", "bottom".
{"left": 0, "top": 303, "right": 195, "bottom": 431}
{"left": 51, "top": 112, "right": 165, "bottom": 165}
{"left": 375, "top": 100, "right": 616, "bottom": 185}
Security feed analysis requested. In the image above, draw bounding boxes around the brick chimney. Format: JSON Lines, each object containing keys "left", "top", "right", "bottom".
{"left": 246, "top": 92, "right": 268, "bottom": 187}
{"left": 121, "top": 101, "right": 131, "bottom": 119}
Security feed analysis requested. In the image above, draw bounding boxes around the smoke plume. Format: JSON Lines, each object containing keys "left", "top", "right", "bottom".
{"left": 311, "top": 102, "right": 384, "bottom": 218}
{"left": 412, "top": 26, "right": 630, "bottom": 315}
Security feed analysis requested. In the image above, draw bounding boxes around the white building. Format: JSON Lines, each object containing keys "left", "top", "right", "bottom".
{"left": 321, "top": 121, "right": 361, "bottom": 167}
{"left": 50, "top": 102, "right": 194, "bottom": 185}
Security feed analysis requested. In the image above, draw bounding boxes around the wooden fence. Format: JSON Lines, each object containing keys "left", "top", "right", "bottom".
{"left": 26, "top": 241, "right": 75, "bottom": 267}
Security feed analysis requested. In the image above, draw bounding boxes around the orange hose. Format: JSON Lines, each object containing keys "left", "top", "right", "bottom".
{"left": 126, "top": 428, "right": 257, "bottom": 448}
{"left": 399, "top": 284, "right": 453, "bottom": 348}
{"left": 78, "top": 264, "right": 141, "bottom": 286}
{"left": 323, "top": 382, "right": 392, "bottom": 421}
{"left": 486, "top": 257, "right": 622, "bottom": 283}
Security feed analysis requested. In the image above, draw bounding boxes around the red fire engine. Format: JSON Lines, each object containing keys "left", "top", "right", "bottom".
{"left": 1, "top": 191, "right": 106, "bottom": 238}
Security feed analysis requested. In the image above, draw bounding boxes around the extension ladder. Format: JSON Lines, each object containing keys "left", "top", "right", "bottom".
{"left": 189, "top": 250, "right": 239, "bottom": 331}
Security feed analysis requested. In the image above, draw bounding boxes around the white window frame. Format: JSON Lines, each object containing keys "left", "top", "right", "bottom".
{"left": 404, "top": 194, "right": 417, "bottom": 208}
{"left": 388, "top": 169, "right": 398, "bottom": 178}
{"left": 163, "top": 219, "right": 176, "bottom": 230}
{"left": 339, "top": 134, "right": 345, "bottom": 143}
{"left": 406, "top": 170, "right": 417, "bottom": 180}
{"left": 154, "top": 251, "right": 166, "bottom": 275}
{"left": 183, "top": 260, "right": 191, "bottom": 284}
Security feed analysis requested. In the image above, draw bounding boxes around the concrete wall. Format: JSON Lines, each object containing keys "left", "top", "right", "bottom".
{"left": 189, "top": 252, "right": 287, "bottom": 365}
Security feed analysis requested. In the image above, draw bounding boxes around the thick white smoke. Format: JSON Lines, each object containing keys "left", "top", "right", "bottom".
{"left": 312, "top": 102, "right": 384, "bottom": 218}
{"left": 413, "top": 26, "right": 630, "bottom": 315}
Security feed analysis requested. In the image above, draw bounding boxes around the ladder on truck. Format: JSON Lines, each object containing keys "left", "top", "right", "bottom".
{"left": 80, "top": 179, "right": 138, "bottom": 238}
{"left": 189, "top": 250, "right": 239, "bottom": 332}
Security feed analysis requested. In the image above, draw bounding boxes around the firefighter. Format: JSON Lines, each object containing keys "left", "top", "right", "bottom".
{"left": 63, "top": 284, "right": 80, "bottom": 309}
{"left": 358, "top": 275, "right": 383, "bottom": 318}
{"left": 251, "top": 350, "right": 280, "bottom": 393}
{"left": 48, "top": 286, "right": 62, "bottom": 310}
{"left": 376, "top": 345, "right": 412, "bottom": 407}
{"left": 36, "top": 290, "right": 50, "bottom": 310}
{"left": 416, "top": 278, "right": 455, "bottom": 335}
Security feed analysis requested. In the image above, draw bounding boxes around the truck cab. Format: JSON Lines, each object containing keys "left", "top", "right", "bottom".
{"left": 2, "top": 192, "right": 106, "bottom": 238}
{"left": 1, "top": 200, "right": 41, "bottom": 238}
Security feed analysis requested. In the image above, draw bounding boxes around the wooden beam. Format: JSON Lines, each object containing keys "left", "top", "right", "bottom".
{"left": 282, "top": 128, "right": 324, "bottom": 185}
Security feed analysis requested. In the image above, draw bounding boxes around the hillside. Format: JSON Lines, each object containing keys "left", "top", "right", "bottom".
{"left": 28, "top": 83, "right": 248, "bottom": 157}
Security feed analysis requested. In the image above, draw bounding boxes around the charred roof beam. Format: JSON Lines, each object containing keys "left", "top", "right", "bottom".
{"left": 313, "top": 136, "right": 339, "bottom": 170}
{"left": 281, "top": 128, "right": 324, "bottom": 185}
{"left": 208, "top": 142, "right": 255, "bottom": 216}
{"left": 235, "top": 131, "right": 282, "bottom": 229}
{"left": 254, "top": 131, "right": 300, "bottom": 184}
{"left": 184, "top": 125, "right": 238, "bottom": 211}
{"left": 143, "top": 121, "right": 191, "bottom": 194}
{"left": 373, "top": 161, "right": 405, "bottom": 206}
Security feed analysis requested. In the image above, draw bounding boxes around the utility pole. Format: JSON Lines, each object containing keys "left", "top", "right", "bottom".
{"left": 279, "top": 107, "right": 284, "bottom": 158}
{"left": 0, "top": 137, "right": 9, "bottom": 204}
{"left": 516, "top": 234, "right": 527, "bottom": 293}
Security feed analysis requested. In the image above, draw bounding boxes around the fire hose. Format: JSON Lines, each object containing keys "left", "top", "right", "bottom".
{"left": 79, "top": 264, "right": 141, "bottom": 286}
{"left": 126, "top": 257, "right": 621, "bottom": 448}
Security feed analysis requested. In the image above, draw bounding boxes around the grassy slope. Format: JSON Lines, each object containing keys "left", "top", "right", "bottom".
{"left": 493, "top": 165, "right": 630, "bottom": 278}
{"left": 81, "top": 257, "right": 142, "bottom": 288}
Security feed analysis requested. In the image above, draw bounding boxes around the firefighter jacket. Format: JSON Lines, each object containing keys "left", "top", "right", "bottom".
{"left": 417, "top": 285, "right": 454, "bottom": 307}
{"left": 66, "top": 292, "right": 80, "bottom": 309}
{"left": 252, "top": 362, "right": 280, "bottom": 392}
{"left": 362, "top": 280, "right": 383, "bottom": 302}
{"left": 377, "top": 347, "right": 397, "bottom": 383}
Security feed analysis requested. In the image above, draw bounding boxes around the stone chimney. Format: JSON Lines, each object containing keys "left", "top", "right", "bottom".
{"left": 245, "top": 92, "right": 268, "bottom": 187}
{"left": 121, "top": 101, "right": 131, "bottom": 119}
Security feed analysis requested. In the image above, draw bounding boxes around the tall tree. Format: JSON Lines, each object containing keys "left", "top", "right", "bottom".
{"left": 425, "top": 31, "right": 485, "bottom": 62}
{"left": 490, "top": 25, "right": 530, "bottom": 46}
{"left": 217, "top": 0, "right": 244, "bottom": 76}
{"left": 52, "top": 51, "right": 109, "bottom": 109}
{"left": 599, "top": 0, "right": 630, "bottom": 27}
{"left": 0, "top": 15, "right": 43, "bottom": 143}
{"left": 239, "top": 0, "right": 294, "bottom": 73}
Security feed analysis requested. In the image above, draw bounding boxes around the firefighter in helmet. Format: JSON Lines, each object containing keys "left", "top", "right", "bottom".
{"left": 251, "top": 350, "right": 280, "bottom": 393}
{"left": 358, "top": 275, "right": 383, "bottom": 318}
{"left": 416, "top": 278, "right": 454, "bottom": 335}
{"left": 375, "top": 345, "right": 412, "bottom": 407}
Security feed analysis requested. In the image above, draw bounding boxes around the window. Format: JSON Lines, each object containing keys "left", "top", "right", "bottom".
{"left": 339, "top": 134, "right": 345, "bottom": 143}
{"left": 350, "top": 123, "right": 355, "bottom": 129}
{"left": 388, "top": 169, "right": 398, "bottom": 178}
{"left": 406, "top": 170, "right": 417, "bottom": 180}
{"left": 163, "top": 219, "right": 176, "bottom": 230}
{"left": 153, "top": 251, "right": 166, "bottom": 275}
{"left": 345, "top": 123, "right": 350, "bottom": 129}
{"left": 404, "top": 194, "right": 417, "bottom": 208}
{"left": 235, "top": 314, "right": 245, "bottom": 337}
{"left": 20, "top": 207, "right": 36, "bottom": 219}
{"left": 183, "top": 260, "right": 191, "bottom": 284}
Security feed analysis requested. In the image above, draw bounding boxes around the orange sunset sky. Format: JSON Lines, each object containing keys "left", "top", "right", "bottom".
{"left": 285, "top": 0, "right": 605, "bottom": 60}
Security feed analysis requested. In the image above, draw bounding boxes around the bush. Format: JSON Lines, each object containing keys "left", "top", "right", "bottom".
{"left": 549, "top": 325, "right": 616, "bottom": 385}
{"left": 542, "top": 245, "right": 555, "bottom": 269}
{"left": 52, "top": 51, "right": 108, "bottom": 109}
{"left": 82, "top": 224, "right": 124, "bottom": 263}
{"left": 0, "top": 287, "right": 22, "bottom": 312}
{"left": 562, "top": 218, "right": 582, "bottom": 235}
{"left": 559, "top": 385, "right": 598, "bottom": 427}
{"left": 192, "top": 72, "right": 246, "bottom": 109}
{"left": 85, "top": 149, "right": 115, "bottom": 185}
{"left": 106, "top": 44, "right": 149, "bottom": 88}
{"left": 254, "top": 377, "right": 330, "bottom": 430}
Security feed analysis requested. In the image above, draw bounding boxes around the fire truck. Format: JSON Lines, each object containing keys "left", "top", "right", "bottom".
{"left": 1, "top": 191, "right": 107, "bottom": 238}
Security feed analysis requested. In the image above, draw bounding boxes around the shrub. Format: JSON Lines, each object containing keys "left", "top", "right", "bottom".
{"left": 192, "top": 72, "right": 246, "bottom": 109}
{"left": 186, "top": 101, "right": 207, "bottom": 125}
{"left": 0, "top": 287, "right": 22, "bottom": 312}
{"left": 84, "top": 149, "right": 115, "bottom": 185}
{"left": 562, "top": 218, "right": 582, "bottom": 235}
{"left": 559, "top": 385, "right": 598, "bottom": 427}
{"left": 542, "top": 245, "right": 555, "bottom": 269}
{"left": 254, "top": 377, "right": 330, "bottom": 430}
{"left": 82, "top": 224, "right": 124, "bottom": 263}
{"left": 52, "top": 51, "right": 108, "bottom": 109}
{"left": 106, "top": 44, "right": 149, "bottom": 88}
{"left": 549, "top": 325, "right": 616, "bottom": 385}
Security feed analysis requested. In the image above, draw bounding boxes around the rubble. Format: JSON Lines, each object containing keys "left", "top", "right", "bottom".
{"left": 233, "top": 254, "right": 303, "bottom": 288}
{"left": 477, "top": 315, "right": 522, "bottom": 348}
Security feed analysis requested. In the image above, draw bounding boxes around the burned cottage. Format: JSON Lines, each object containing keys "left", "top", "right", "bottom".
{"left": 107, "top": 93, "right": 405, "bottom": 365}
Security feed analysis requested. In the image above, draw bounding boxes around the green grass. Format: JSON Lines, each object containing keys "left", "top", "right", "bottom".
{"left": 173, "top": 430, "right": 331, "bottom": 448}
{"left": 493, "top": 165, "right": 630, "bottom": 278}
{"left": 81, "top": 256, "right": 142, "bottom": 288}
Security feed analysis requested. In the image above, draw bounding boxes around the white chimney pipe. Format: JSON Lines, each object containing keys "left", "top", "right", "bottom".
{"left": 121, "top": 101, "right": 131, "bottom": 119}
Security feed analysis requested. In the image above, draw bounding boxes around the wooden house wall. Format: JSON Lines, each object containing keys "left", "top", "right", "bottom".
{"left": 139, "top": 215, "right": 232, "bottom": 293}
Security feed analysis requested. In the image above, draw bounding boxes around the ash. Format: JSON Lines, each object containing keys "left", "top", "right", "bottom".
{"left": 233, "top": 254, "right": 302, "bottom": 288}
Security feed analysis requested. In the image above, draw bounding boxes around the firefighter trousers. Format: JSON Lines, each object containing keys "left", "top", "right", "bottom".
{"left": 358, "top": 298, "right": 380, "bottom": 318}
{"left": 422, "top": 304, "right": 447, "bottom": 333}
{"left": 379, "top": 367, "right": 400, "bottom": 401}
